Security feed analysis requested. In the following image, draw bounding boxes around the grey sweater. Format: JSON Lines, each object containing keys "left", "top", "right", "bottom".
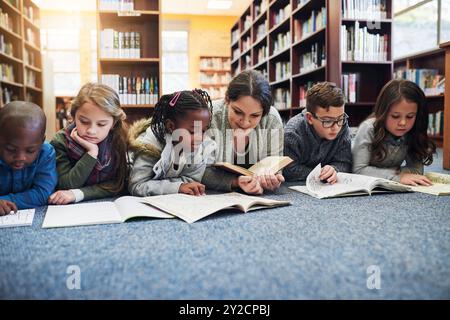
{"left": 283, "top": 110, "right": 352, "bottom": 181}
{"left": 128, "top": 119, "right": 215, "bottom": 196}
{"left": 201, "top": 99, "right": 284, "bottom": 191}
{"left": 352, "top": 118, "right": 423, "bottom": 182}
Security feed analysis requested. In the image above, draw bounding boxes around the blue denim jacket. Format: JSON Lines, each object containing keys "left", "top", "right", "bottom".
{"left": 0, "top": 142, "right": 57, "bottom": 209}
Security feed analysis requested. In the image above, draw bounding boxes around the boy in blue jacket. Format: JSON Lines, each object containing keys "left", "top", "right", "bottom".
{"left": 0, "top": 101, "right": 57, "bottom": 215}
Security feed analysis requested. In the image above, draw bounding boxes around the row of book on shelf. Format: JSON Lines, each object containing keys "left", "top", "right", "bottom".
{"left": 255, "top": 20, "right": 268, "bottom": 42}
{"left": 293, "top": 6, "right": 326, "bottom": 42}
{"left": 394, "top": 69, "right": 445, "bottom": 96}
{"left": 0, "top": 34, "right": 13, "bottom": 56}
{"left": 340, "top": 21, "right": 389, "bottom": 62}
{"left": 200, "top": 72, "right": 231, "bottom": 85}
{"left": 243, "top": 14, "right": 252, "bottom": 31}
{"left": 0, "top": 85, "right": 36, "bottom": 106}
{"left": 273, "top": 31, "right": 290, "bottom": 55}
{"left": 342, "top": 73, "right": 359, "bottom": 103}
{"left": 273, "top": 87, "right": 291, "bottom": 110}
{"left": 0, "top": 8, "right": 16, "bottom": 33}
{"left": 275, "top": 61, "right": 290, "bottom": 82}
{"left": 202, "top": 86, "right": 227, "bottom": 101}
{"left": 428, "top": 111, "right": 444, "bottom": 137}
{"left": 101, "top": 74, "right": 159, "bottom": 105}
{"left": 299, "top": 42, "right": 326, "bottom": 74}
{"left": 98, "top": 0, "right": 135, "bottom": 11}
{"left": 24, "top": 68, "right": 37, "bottom": 87}
{"left": 341, "top": 0, "right": 388, "bottom": 20}
{"left": 1, "top": 63, "right": 14, "bottom": 83}
{"left": 255, "top": 45, "right": 268, "bottom": 65}
{"left": 272, "top": 2, "right": 291, "bottom": 26}
{"left": 100, "top": 29, "right": 141, "bottom": 59}
{"left": 241, "top": 35, "right": 251, "bottom": 52}
{"left": 200, "top": 57, "right": 231, "bottom": 71}
{"left": 254, "top": 0, "right": 269, "bottom": 18}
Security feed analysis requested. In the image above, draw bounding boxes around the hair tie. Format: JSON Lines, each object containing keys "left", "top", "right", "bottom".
{"left": 169, "top": 91, "right": 182, "bottom": 107}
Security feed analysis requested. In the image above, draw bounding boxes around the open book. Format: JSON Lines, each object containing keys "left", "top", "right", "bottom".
{"left": 0, "top": 209, "right": 35, "bottom": 228}
{"left": 289, "top": 164, "right": 412, "bottom": 199}
{"left": 410, "top": 172, "right": 450, "bottom": 196}
{"left": 42, "top": 196, "right": 174, "bottom": 229}
{"left": 214, "top": 156, "right": 294, "bottom": 176}
{"left": 141, "top": 192, "right": 291, "bottom": 223}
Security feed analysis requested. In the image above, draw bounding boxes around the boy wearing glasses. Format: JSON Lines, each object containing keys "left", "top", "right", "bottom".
{"left": 283, "top": 82, "right": 352, "bottom": 183}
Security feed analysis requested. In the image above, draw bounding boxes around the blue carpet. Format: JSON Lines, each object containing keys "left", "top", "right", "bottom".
{"left": 1, "top": 150, "right": 449, "bottom": 299}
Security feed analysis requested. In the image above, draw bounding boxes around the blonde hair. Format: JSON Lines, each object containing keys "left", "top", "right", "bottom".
{"left": 71, "top": 82, "right": 129, "bottom": 194}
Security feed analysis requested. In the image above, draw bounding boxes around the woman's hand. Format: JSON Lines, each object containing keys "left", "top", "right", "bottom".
{"left": 70, "top": 128, "right": 99, "bottom": 158}
{"left": 257, "top": 170, "right": 284, "bottom": 191}
{"left": 236, "top": 175, "right": 263, "bottom": 195}
{"left": 48, "top": 190, "right": 76, "bottom": 205}
{"left": 399, "top": 173, "right": 432, "bottom": 186}
{"left": 179, "top": 182, "right": 206, "bottom": 196}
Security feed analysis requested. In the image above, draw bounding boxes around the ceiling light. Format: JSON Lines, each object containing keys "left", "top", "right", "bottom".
{"left": 207, "top": 0, "right": 233, "bottom": 10}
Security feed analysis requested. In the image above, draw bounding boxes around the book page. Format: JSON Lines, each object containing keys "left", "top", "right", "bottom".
{"left": 142, "top": 192, "right": 289, "bottom": 224}
{"left": 42, "top": 202, "right": 122, "bottom": 228}
{"left": 114, "top": 196, "right": 174, "bottom": 221}
{"left": 425, "top": 172, "right": 450, "bottom": 185}
{"left": 0, "top": 209, "right": 35, "bottom": 228}
{"left": 305, "top": 164, "right": 382, "bottom": 198}
{"left": 410, "top": 183, "right": 450, "bottom": 196}
{"left": 248, "top": 156, "right": 293, "bottom": 175}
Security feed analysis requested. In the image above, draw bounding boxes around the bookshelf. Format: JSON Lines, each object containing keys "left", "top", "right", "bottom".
{"left": 394, "top": 47, "right": 445, "bottom": 148}
{"left": 96, "top": 0, "right": 161, "bottom": 123}
{"left": 0, "top": 0, "right": 42, "bottom": 108}
{"left": 230, "top": 0, "right": 393, "bottom": 126}
{"left": 439, "top": 41, "right": 450, "bottom": 169}
{"left": 199, "top": 56, "right": 231, "bottom": 101}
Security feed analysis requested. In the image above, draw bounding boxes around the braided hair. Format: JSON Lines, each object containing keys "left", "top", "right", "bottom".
{"left": 151, "top": 89, "right": 213, "bottom": 144}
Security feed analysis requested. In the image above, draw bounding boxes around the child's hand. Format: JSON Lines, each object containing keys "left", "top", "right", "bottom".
{"left": 257, "top": 170, "right": 285, "bottom": 191}
{"left": 320, "top": 165, "right": 337, "bottom": 184}
{"left": 179, "top": 182, "right": 206, "bottom": 196}
{"left": 48, "top": 190, "right": 76, "bottom": 205}
{"left": 70, "top": 128, "right": 99, "bottom": 158}
{"left": 399, "top": 173, "right": 432, "bottom": 186}
{"left": 237, "top": 175, "right": 263, "bottom": 195}
{"left": 0, "top": 200, "right": 18, "bottom": 216}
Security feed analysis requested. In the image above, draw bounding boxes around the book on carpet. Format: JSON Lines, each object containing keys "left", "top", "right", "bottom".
{"left": 289, "top": 164, "right": 412, "bottom": 199}
{"left": 409, "top": 172, "right": 450, "bottom": 196}
{"left": 0, "top": 209, "right": 35, "bottom": 228}
{"left": 141, "top": 192, "right": 291, "bottom": 223}
{"left": 214, "top": 156, "right": 294, "bottom": 176}
{"left": 42, "top": 196, "right": 174, "bottom": 229}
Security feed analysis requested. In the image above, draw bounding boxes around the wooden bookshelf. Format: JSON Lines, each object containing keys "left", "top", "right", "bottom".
{"left": 394, "top": 47, "right": 445, "bottom": 148}
{"left": 230, "top": 0, "right": 393, "bottom": 127}
{"left": 96, "top": 0, "right": 161, "bottom": 123}
{"left": 199, "top": 56, "right": 231, "bottom": 100}
{"left": 0, "top": 0, "right": 42, "bottom": 108}
{"left": 439, "top": 41, "right": 450, "bottom": 169}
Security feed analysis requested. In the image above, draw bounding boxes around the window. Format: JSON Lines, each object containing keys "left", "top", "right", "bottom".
{"left": 161, "top": 21, "right": 189, "bottom": 94}
{"left": 41, "top": 28, "right": 81, "bottom": 96}
{"left": 40, "top": 13, "right": 97, "bottom": 96}
{"left": 394, "top": 0, "right": 449, "bottom": 58}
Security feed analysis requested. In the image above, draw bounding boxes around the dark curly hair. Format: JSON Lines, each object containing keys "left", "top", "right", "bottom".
{"left": 150, "top": 89, "right": 213, "bottom": 144}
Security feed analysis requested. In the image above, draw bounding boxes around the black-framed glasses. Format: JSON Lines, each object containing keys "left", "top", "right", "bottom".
{"left": 311, "top": 113, "right": 348, "bottom": 128}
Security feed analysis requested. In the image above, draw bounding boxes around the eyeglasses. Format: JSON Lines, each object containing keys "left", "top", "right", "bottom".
{"left": 311, "top": 113, "right": 349, "bottom": 128}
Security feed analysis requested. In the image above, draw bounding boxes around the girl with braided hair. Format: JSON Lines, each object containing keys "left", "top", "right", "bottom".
{"left": 128, "top": 89, "right": 215, "bottom": 196}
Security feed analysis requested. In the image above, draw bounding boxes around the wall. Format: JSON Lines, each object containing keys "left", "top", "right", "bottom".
{"left": 162, "top": 14, "right": 237, "bottom": 89}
